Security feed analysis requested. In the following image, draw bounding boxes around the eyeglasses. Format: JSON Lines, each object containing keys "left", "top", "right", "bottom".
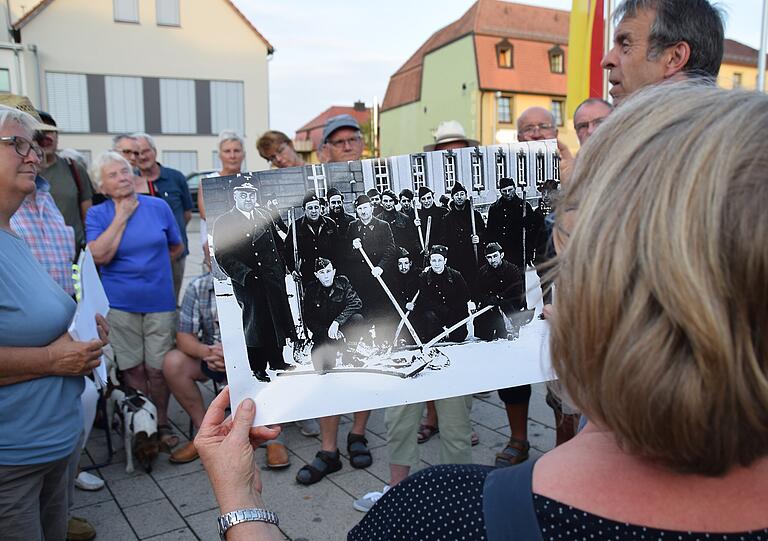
{"left": 574, "top": 117, "right": 608, "bottom": 133}
{"left": 265, "top": 143, "right": 288, "bottom": 163}
{"left": 519, "top": 123, "right": 555, "bottom": 135}
{"left": 117, "top": 148, "right": 140, "bottom": 157}
{"left": 0, "top": 136, "right": 43, "bottom": 161}
{"left": 326, "top": 135, "right": 362, "bottom": 149}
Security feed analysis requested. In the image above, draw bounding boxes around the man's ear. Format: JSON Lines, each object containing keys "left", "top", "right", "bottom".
{"left": 663, "top": 41, "right": 691, "bottom": 78}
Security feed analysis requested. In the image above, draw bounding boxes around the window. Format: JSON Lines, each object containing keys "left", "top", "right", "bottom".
{"left": 156, "top": 0, "right": 180, "bottom": 26}
{"left": 46, "top": 72, "right": 89, "bottom": 132}
{"left": 516, "top": 149, "right": 528, "bottom": 188}
{"left": 210, "top": 81, "right": 244, "bottom": 135}
{"left": 160, "top": 78, "right": 196, "bottom": 134}
{"left": 497, "top": 96, "right": 511, "bottom": 123}
{"left": 552, "top": 152, "right": 560, "bottom": 181}
{"left": 496, "top": 39, "right": 513, "bottom": 69}
{"left": 0, "top": 69, "right": 10, "bottom": 92}
{"left": 733, "top": 72, "right": 743, "bottom": 89}
{"left": 551, "top": 99, "right": 565, "bottom": 127}
{"left": 548, "top": 45, "right": 565, "bottom": 74}
{"left": 105, "top": 76, "right": 144, "bottom": 133}
{"left": 495, "top": 148, "right": 507, "bottom": 188}
{"left": 443, "top": 151, "right": 457, "bottom": 191}
{"left": 373, "top": 158, "right": 391, "bottom": 192}
{"left": 308, "top": 164, "right": 327, "bottom": 198}
{"left": 161, "top": 151, "right": 197, "bottom": 176}
{"left": 411, "top": 154, "right": 427, "bottom": 191}
{"left": 471, "top": 149, "right": 485, "bottom": 191}
{"left": 535, "top": 149, "right": 546, "bottom": 188}
{"left": 114, "top": 0, "right": 139, "bottom": 23}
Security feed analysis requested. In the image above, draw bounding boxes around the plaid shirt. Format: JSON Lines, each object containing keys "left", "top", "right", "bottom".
{"left": 11, "top": 176, "right": 76, "bottom": 295}
{"left": 178, "top": 273, "right": 220, "bottom": 345}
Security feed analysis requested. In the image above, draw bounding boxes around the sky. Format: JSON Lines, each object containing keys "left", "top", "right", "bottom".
{"left": 231, "top": 0, "right": 765, "bottom": 136}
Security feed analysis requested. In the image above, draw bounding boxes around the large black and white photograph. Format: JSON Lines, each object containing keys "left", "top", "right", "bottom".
{"left": 203, "top": 122, "right": 562, "bottom": 426}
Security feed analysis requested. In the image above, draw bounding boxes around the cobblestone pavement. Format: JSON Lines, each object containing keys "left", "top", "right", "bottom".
{"left": 76, "top": 215, "right": 557, "bottom": 540}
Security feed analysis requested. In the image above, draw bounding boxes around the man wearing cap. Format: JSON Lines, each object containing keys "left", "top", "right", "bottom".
{"left": 486, "top": 177, "right": 537, "bottom": 271}
{"left": 345, "top": 194, "right": 397, "bottom": 321}
{"left": 378, "top": 189, "right": 420, "bottom": 260}
{"left": 366, "top": 188, "right": 383, "bottom": 216}
{"left": 423, "top": 120, "right": 478, "bottom": 153}
{"left": 415, "top": 186, "right": 446, "bottom": 253}
{"left": 212, "top": 182, "right": 297, "bottom": 382}
{"left": 319, "top": 114, "right": 365, "bottom": 164}
{"left": 398, "top": 189, "right": 416, "bottom": 221}
{"left": 303, "top": 258, "right": 365, "bottom": 373}
{"left": 326, "top": 186, "right": 355, "bottom": 237}
{"left": 283, "top": 192, "right": 342, "bottom": 286}
{"left": 28, "top": 107, "right": 93, "bottom": 253}
{"left": 438, "top": 182, "right": 486, "bottom": 291}
{"left": 390, "top": 247, "right": 421, "bottom": 346}
{"left": 474, "top": 242, "right": 526, "bottom": 341}
{"left": 412, "top": 245, "right": 475, "bottom": 343}
{"left": 262, "top": 192, "right": 288, "bottom": 235}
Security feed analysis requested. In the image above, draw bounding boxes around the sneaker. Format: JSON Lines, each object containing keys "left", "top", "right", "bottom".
{"left": 353, "top": 485, "right": 389, "bottom": 512}
{"left": 67, "top": 516, "right": 96, "bottom": 541}
{"left": 74, "top": 471, "right": 104, "bottom": 491}
{"left": 296, "top": 418, "right": 320, "bottom": 437}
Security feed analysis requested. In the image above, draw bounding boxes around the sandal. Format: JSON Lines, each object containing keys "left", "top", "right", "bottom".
{"left": 347, "top": 433, "right": 373, "bottom": 469}
{"left": 494, "top": 437, "right": 530, "bottom": 468}
{"left": 471, "top": 431, "right": 480, "bottom": 447}
{"left": 296, "top": 450, "right": 342, "bottom": 485}
{"left": 158, "top": 424, "right": 179, "bottom": 450}
{"left": 417, "top": 424, "right": 439, "bottom": 444}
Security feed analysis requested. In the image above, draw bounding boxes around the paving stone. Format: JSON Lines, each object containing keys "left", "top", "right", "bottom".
{"left": 158, "top": 470, "right": 218, "bottom": 517}
{"left": 469, "top": 399, "right": 510, "bottom": 430}
{"left": 72, "top": 499, "right": 138, "bottom": 540}
{"left": 110, "top": 473, "right": 165, "bottom": 509}
{"left": 186, "top": 509, "right": 219, "bottom": 540}
{"left": 123, "top": 498, "right": 186, "bottom": 539}
{"left": 71, "top": 482, "right": 114, "bottom": 510}
{"left": 149, "top": 451, "right": 205, "bottom": 481}
{"left": 144, "top": 527, "right": 196, "bottom": 540}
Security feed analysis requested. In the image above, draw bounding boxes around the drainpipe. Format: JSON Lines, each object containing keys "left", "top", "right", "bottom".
{"left": 27, "top": 43, "right": 41, "bottom": 106}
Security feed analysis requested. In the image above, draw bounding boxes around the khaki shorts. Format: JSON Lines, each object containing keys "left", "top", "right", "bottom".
{"left": 107, "top": 309, "right": 176, "bottom": 370}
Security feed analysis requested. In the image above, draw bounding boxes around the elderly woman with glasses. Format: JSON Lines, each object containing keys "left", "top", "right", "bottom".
{"left": 87, "top": 151, "right": 184, "bottom": 447}
{"left": 192, "top": 83, "right": 768, "bottom": 540}
{"left": 0, "top": 106, "right": 107, "bottom": 540}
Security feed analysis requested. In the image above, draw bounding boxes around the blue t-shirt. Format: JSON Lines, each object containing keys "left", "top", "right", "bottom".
{"left": 0, "top": 230, "right": 83, "bottom": 465}
{"left": 151, "top": 165, "right": 192, "bottom": 256}
{"left": 86, "top": 195, "right": 181, "bottom": 313}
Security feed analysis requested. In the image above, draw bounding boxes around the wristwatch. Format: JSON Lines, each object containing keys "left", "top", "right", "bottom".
{"left": 217, "top": 508, "right": 279, "bottom": 539}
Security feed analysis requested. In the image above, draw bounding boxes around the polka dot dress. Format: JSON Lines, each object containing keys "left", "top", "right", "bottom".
{"left": 534, "top": 494, "right": 768, "bottom": 541}
{"left": 348, "top": 464, "right": 493, "bottom": 540}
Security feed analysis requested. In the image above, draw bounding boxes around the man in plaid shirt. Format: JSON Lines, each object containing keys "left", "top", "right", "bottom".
{"left": 11, "top": 175, "right": 76, "bottom": 296}
{"left": 163, "top": 271, "right": 226, "bottom": 464}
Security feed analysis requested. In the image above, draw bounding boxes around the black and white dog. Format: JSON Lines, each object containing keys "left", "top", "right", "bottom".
{"left": 107, "top": 386, "right": 161, "bottom": 473}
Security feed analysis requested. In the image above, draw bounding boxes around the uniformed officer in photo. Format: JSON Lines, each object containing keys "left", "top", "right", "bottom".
{"left": 412, "top": 245, "right": 475, "bottom": 343}
{"left": 439, "top": 181, "right": 486, "bottom": 290}
{"left": 303, "top": 258, "right": 365, "bottom": 372}
{"left": 486, "top": 177, "right": 538, "bottom": 271}
{"left": 474, "top": 242, "right": 526, "bottom": 341}
{"left": 415, "top": 187, "right": 447, "bottom": 250}
{"left": 326, "top": 186, "right": 355, "bottom": 237}
{"left": 398, "top": 189, "right": 416, "bottom": 221}
{"left": 212, "top": 181, "right": 297, "bottom": 382}
{"left": 283, "top": 191, "right": 342, "bottom": 286}
{"left": 378, "top": 189, "right": 421, "bottom": 259}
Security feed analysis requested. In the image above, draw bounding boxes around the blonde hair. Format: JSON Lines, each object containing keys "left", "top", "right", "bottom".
{"left": 550, "top": 82, "right": 768, "bottom": 475}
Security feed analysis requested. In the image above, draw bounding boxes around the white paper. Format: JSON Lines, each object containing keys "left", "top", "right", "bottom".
{"left": 68, "top": 248, "right": 110, "bottom": 387}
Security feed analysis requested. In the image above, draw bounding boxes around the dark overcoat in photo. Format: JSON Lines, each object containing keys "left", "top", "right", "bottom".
{"left": 438, "top": 203, "right": 487, "bottom": 290}
{"left": 345, "top": 216, "right": 396, "bottom": 318}
{"left": 485, "top": 195, "right": 538, "bottom": 269}
{"left": 212, "top": 206, "right": 296, "bottom": 348}
{"left": 283, "top": 215, "right": 342, "bottom": 285}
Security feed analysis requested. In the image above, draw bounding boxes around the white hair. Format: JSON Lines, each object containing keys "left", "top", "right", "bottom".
{"left": 90, "top": 151, "right": 132, "bottom": 188}
{"left": 131, "top": 131, "right": 156, "bottom": 151}
{"left": 218, "top": 129, "right": 244, "bottom": 150}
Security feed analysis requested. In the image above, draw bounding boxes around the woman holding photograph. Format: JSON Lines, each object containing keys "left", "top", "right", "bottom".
{"left": 0, "top": 106, "right": 107, "bottom": 540}
{"left": 87, "top": 151, "right": 184, "bottom": 448}
{"left": 194, "top": 83, "right": 768, "bottom": 540}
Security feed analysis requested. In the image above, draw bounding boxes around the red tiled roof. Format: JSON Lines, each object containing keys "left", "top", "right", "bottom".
{"left": 382, "top": 0, "right": 569, "bottom": 111}
{"left": 723, "top": 38, "right": 765, "bottom": 67}
{"left": 12, "top": 0, "right": 274, "bottom": 53}
{"left": 294, "top": 105, "right": 371, "bottom": 151}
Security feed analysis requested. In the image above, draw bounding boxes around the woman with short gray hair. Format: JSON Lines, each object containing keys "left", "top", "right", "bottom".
{"left": 87, "top": 151, "right": 184, "bottom": 447}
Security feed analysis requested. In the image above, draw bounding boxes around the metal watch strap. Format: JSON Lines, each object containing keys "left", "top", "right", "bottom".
{"left": 217, "top": 508, "right": 279, "bottom": 539}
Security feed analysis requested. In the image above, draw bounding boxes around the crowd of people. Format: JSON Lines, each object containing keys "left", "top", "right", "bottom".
{"left": 1, "top": 0, "right": 766, "bottom": 540}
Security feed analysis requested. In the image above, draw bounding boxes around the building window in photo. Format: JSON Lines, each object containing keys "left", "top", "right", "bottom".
{"left": 374, "top": 158, "right": 391, "bottom": 192}
{"left": 411, "top": 154, "right": 427, "bottom": 191}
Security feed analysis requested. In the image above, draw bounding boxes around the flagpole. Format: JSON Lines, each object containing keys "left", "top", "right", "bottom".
{"left": 758, "top": 0, "right": 768, "bottom": 92}
{"left": 603, "top": 0, "right": 614, "bottom": 100}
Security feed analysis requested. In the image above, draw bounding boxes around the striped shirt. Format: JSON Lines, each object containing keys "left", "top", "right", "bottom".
{"left": 11, "top": 176, "right": 76, "bottom": 296}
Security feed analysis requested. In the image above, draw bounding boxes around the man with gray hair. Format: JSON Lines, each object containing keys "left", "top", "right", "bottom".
{"left": 112, "top": 134, "right": 140, "bottom": 169}
{"left": 602, "top": 0, "right": 723, "bottom": 104}
{"left": 573, "top": 98, "right": 613, "bottom": 146}
{"left": 133, "top": 132, "right": 193, "bottom": 299}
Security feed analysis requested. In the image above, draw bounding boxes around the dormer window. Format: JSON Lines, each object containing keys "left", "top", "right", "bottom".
{"left": 549, "top": 44, "right": 565, "bottom": 74}
{"left": 496, "top": 39, "right": 513, "bottom": 69}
